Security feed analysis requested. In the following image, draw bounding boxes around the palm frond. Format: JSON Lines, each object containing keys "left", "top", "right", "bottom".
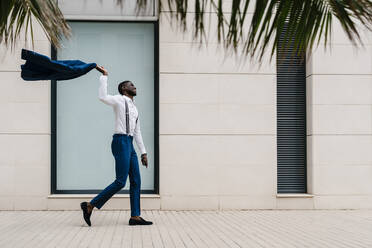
{"left": 0, "top": 0, "right": 71, "bottom": 50}
{"left": 2, "top": 0, "right": 371, "bottom": 61}
{"left": 132, "top": 0, "right": 372, "bottom": 61}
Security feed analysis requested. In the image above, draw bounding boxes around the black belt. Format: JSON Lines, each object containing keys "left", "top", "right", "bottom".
{"left": 113, "top": 133, "right": 133, "bottom": 137}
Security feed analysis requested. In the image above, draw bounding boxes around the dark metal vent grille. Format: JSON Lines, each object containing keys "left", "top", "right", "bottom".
{"left": 276, "top": 24, "right": 307, "bottom": 193}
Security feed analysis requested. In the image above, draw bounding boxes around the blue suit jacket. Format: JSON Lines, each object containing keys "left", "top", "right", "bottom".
{"left": 21, "top": 49, "right": 97, "bottom": 81}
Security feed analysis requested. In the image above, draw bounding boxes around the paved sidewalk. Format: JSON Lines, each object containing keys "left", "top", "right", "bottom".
{"left": 1, "top": 210, "right": 372, "bottom": 248}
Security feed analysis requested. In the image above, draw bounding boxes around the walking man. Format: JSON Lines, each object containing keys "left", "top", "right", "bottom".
{"left": 80, "top": 65, "right": 153, "bottom": 226}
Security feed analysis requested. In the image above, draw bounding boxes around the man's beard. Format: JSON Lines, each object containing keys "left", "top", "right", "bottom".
{"left": 127, "top": 90, "right": 136, "bottom": 96}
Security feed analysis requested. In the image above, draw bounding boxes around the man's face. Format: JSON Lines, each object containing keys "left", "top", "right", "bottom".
{"left": 123, "top": 81, "right": 137, "bottom": 96}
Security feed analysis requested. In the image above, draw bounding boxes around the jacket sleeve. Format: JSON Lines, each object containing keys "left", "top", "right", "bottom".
{"left": 134, "top": 117, "right": 147, "bottom": 155}
{"left": 98, "top": 75, "right": 119, "bottom": 106}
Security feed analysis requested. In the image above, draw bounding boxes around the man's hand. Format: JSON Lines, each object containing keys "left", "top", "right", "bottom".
{"left": 141, "top": 154, "right": 148, "bottom": 168}
{"left": 96, "top": 65, "right": 108, "bottom": 75}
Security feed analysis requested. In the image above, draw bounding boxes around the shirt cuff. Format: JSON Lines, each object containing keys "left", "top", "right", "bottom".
{"left": 140, "top": 148, "right": 147, "bottom": 155}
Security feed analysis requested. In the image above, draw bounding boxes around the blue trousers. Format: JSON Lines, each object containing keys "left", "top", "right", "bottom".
{"left": 90, "top": 134, "right": 141, "bottom": 217}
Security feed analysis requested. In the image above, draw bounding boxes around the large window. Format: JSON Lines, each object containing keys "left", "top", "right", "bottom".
{"left": 51, "top": 21, "right": 158, "bottom": 194}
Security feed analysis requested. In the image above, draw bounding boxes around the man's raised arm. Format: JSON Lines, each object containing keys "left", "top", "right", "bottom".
{"left": 96, "top": 65, "right": 119, "bottom": 106}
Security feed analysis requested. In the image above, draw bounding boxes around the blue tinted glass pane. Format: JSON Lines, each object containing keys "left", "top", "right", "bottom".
{"left": 56, "top": 22, "right": 154, "bottom": 190}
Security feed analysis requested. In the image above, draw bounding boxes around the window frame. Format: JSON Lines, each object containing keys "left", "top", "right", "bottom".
{"left": 51, "top": 20, "right": 159, "bottom": 194}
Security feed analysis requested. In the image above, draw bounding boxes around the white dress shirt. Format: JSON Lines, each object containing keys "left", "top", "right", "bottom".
{"left": 98, "top": 75, "right": 146, "bottom": 155}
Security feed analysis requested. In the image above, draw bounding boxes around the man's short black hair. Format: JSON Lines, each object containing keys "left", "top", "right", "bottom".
{"left": 118, "top": 80, "right": 131, "bottom": 95}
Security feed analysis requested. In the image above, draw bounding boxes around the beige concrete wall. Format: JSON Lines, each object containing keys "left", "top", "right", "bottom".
{"left": 159, "top": 8, "right": 372, "bottom": 209}
{"left": 0, "top": 20, "right": 51, "bottom": 210}
{"left": 158, "top": 6, "right": 279, "bottom": 209}
{"left": 306, "top": 22, "right": 372, "bottom": 209}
